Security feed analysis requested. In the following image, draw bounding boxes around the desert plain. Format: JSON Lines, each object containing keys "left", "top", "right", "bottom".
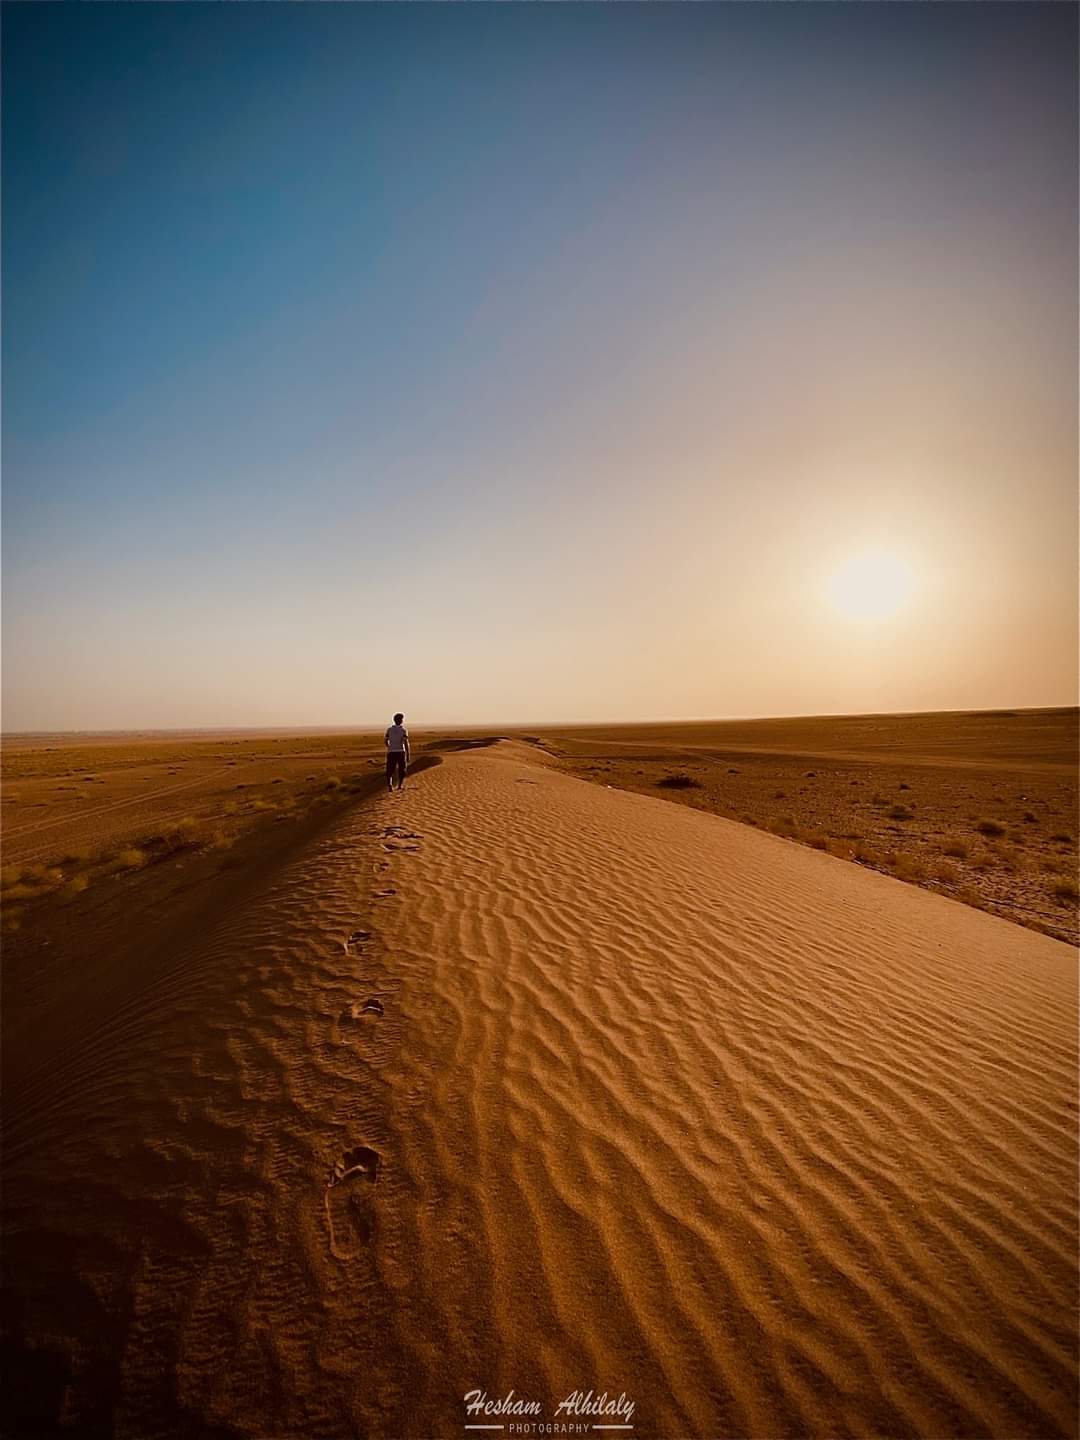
{"left": 1, "top": 708, "right": 1077, "bottom": 1438}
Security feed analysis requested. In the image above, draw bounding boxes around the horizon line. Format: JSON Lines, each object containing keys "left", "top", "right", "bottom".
{"left": 2, "top": 701, "right": 1077, "bottom": 740}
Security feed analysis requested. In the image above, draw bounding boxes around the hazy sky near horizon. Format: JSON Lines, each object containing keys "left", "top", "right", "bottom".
{"left": 3, "top": 3, "right": 1077, "bottom": 730}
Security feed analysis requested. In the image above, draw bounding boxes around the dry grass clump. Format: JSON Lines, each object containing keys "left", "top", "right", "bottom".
{"left": 110, "top": 848, "right": 148, "bottom": 872}
{"left": 991, "top": 846, "right": 1026, "bottom": 874}
{"left": 1, "top": 864, "right": 66, "bottom": 901}
{"left": 657, "top": 774, "right": 702, "bottom": 790}
{"left": 1049, "top": 832, "right": 1074, "bottom": 845}
{"left": 956, "top": 886, "right": 985, "bottom": 910}
{"left": 935, "top": 861, "right": 960, "bottom": 885}
{"left": 1052, "top": 877, "right": 1079, "bottom": 903}
{"left": 976, "top": 819, "right": 1006, "bottom": 837}
{"left": 887, "top": 853, "right": 927, "bottom": 882}
{"left": 941, "top": 838, "right": 969, "bottom": 858}
{"left": 887, "top": 805, "right": 914, "bottom": 821}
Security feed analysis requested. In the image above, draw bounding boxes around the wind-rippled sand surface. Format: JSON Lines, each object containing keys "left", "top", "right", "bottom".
{"left": 3, "top": 741, "right": 1076, "bottom": 1438}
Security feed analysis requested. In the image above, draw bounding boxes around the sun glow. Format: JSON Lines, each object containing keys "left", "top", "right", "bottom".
{"left": 827, "top": 549, "right": 916, "bottom": 622}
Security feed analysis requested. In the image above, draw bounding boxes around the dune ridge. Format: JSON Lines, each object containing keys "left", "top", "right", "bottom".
{"left": 2, "top": 740, "right": 1075, "bottom": 1438}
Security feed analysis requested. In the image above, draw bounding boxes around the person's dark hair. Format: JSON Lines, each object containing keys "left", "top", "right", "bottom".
{"left": 394, "top": 712, "right": 404, "bottom": 724}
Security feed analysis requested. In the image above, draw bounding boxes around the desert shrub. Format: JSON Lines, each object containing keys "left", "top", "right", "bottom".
{"left": 807, "top": 833, "right": 828, "bottom": 850}
{"left": 888, "top": 805, "right": 913, "bottom": 821}
{"left": 325, "top": 776, "right": 343, "bottom": 790}
{"left": 956, "top": 886, "right": 984, "bottom": 909}
{"left": 657, "top": 774, "right": 701, "bottom": 790}
{"left": 853, "top": 842, "right": 881, "bottom": 865}
{"left": 0, "top": 866, "right": 23, "bottom": 890}
{"left": 740, "top": 814, "right": 758, "bottom": 826}
{"left": 1052, "top": 878, "right": 1079, "bottom": 903}
{"left": 888, "top": 853, "right": 927, "bottom": 882}
{"left": 114, "top": 848, "right": 147, "bottom": 871}
{"left": 994, "top": 848, "right": 1025, "bottom": 873}
{"left": 935, "top": 861, "right": 960, "bottom": 885}
{"left": 942, "top": 838, "right": 968, "bottom": 858}
{"left": 976, "top": 819, "right": 1005, "bottom": 837}
{"left": 898, "top": 782, "right": 910, "bottom": 791}
{"left": 1049, "top": 832, "right": 1074, "bottom": 845}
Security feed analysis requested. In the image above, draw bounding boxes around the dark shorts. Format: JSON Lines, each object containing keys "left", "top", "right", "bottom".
{"left": 386, "top": 750, "right": 407, "bottom": 784}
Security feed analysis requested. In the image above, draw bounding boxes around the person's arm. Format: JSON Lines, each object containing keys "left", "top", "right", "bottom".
{"left": 404, "top": 730, "right": 411, "bottom": 764}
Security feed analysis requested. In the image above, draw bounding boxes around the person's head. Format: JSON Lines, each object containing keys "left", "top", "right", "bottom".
{"left": 394, "top": 712, "right": 404, "bottom": 725}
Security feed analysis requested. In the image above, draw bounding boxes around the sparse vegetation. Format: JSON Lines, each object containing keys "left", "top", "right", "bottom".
{"left": 942, "top": 839, "right": 969, "bottom": 858}
{"left": 888, "top": 805, "right": 913, "bottom": 821}
{"left": 1052, "top": 878, "right": 1079, "bottom": 903}
{"left": 112, "top": 848, "right": 147, "bottom": 872}
{"left": 657, "top": 774, "right": 702, "bottom": 790}
{"left": 976, "top": 819, "right": 1006, "bottom": 837}
{"left": 887, "top": 853, "right": 927, "bottom": 882}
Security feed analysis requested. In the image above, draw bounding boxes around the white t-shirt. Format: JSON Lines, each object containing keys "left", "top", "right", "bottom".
{"left": 385, "top": 723, "right": 409, "bottom": 753}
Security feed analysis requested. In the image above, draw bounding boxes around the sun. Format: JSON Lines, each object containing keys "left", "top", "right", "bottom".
{"left": 827, "top": 549, "right": 916, "bottom": 622}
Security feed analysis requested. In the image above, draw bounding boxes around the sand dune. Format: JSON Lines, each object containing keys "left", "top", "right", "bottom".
{"left": 3, "top": 740, "right": 1076, "bottom": 1438}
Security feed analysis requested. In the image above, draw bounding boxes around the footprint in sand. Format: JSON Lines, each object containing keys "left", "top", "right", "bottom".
{"left": 340, "top": 997, "right": 385, "bottom": 1022}
{"left": 374, "top": 887, "right": 396, "bottom": 899}
{"left": 325, "top": 1145, "right": 380, "bottom": 1259}
{"left": 344, "top": 929, "right": 372, "bottom": 954}
{"left": 383, "top": 841, "right": 420, "bottom": 853}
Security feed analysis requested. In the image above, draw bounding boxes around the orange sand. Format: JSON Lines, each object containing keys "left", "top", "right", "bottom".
{"left": 3, "top": 740, "right": 1076, "bottom": 1437}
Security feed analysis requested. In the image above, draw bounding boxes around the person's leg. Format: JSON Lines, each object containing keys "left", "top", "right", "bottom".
{"left": 386, "top": 751, "right": 395, "bottom": 792}
{"left": 398, "top": 755, "right": 407, "bottom": 791}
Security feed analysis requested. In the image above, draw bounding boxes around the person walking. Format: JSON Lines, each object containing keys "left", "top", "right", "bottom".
{"left": 385, "top": 712, "right": 410, "bottom": 792}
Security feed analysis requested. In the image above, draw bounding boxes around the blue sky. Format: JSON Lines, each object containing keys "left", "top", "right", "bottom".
{"left": 3, "top": 3, "right": 1076, "bottom": 729}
